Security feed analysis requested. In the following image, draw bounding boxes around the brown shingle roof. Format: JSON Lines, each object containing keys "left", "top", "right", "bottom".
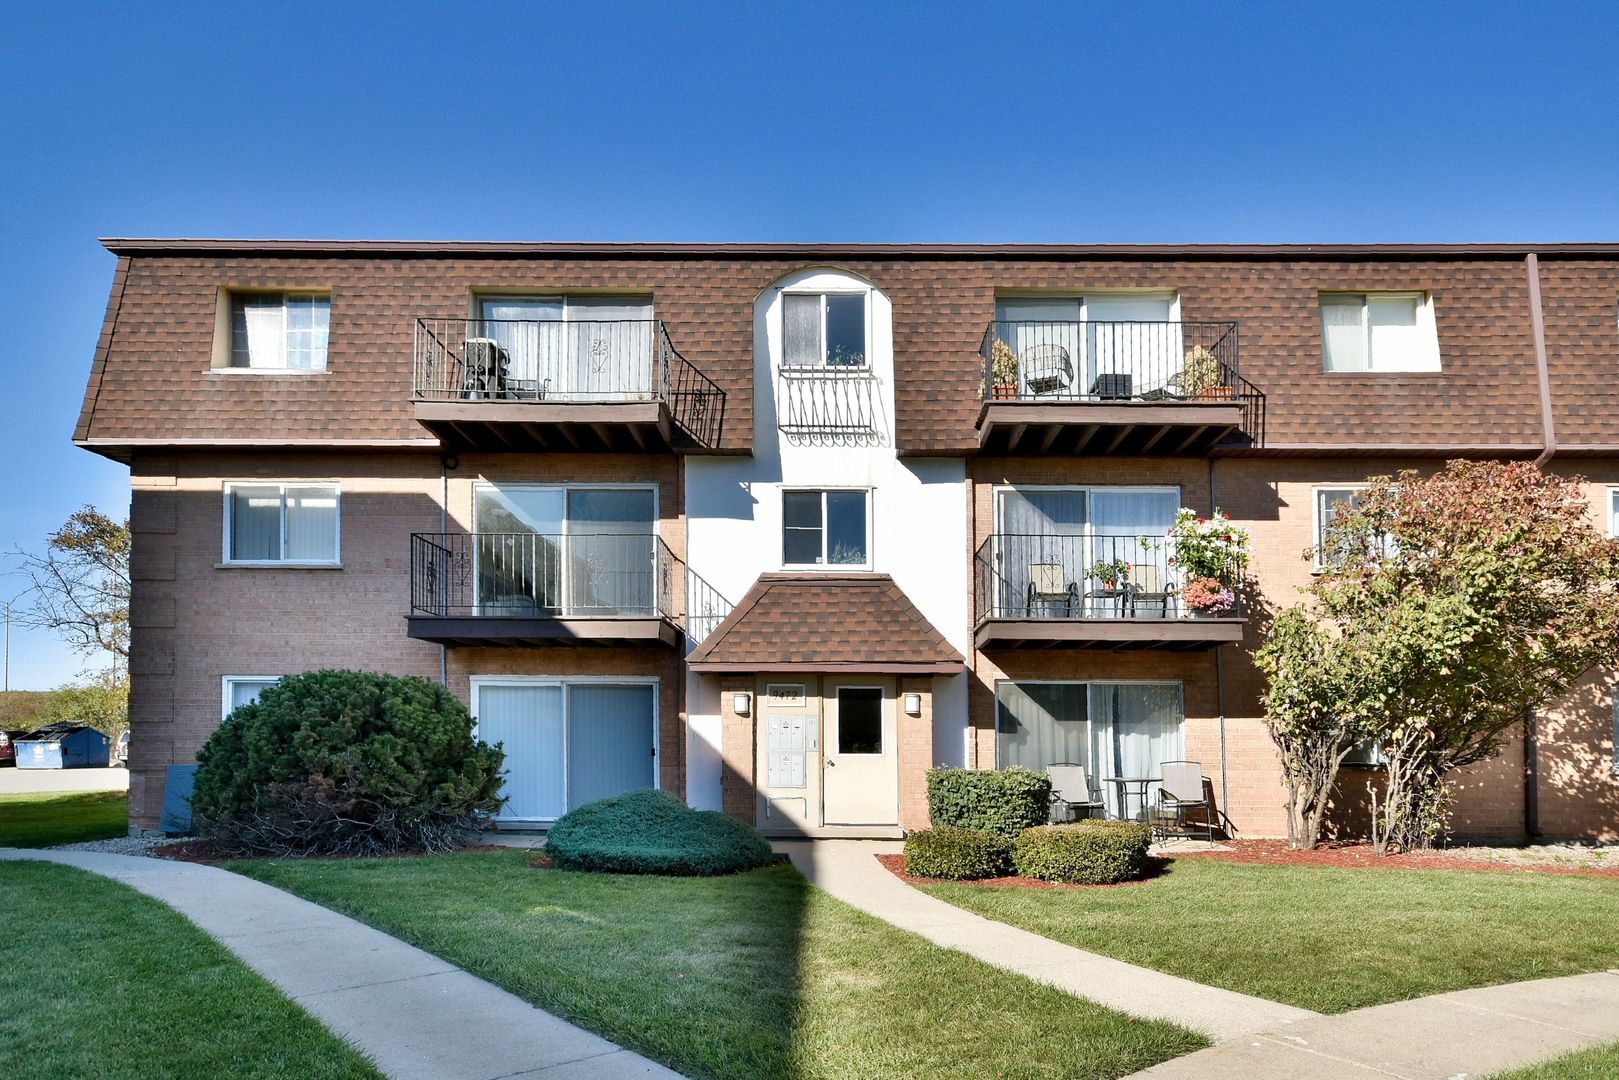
{"left": 687, "top": 573, "right": 964, "bottom": 673}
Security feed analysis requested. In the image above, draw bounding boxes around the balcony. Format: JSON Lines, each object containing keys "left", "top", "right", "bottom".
{"left": 977, "top": 320, "right": 1264, "bottom": 455}
{"left": 407, "top": 532, "right": 732, "bottom": 648}
{"left": 973, "top": 532, "right": 1245, "bottom": 650}
{"left": 412, "top": 318, "right": 724, "bottom": 452}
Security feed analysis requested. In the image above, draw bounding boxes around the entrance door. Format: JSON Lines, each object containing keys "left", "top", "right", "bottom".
{"left": 822, "top": 678, "right": 898, "bottom": 825}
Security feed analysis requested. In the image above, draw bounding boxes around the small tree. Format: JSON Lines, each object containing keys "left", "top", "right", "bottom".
{"left": 14, "top": 507, "right": 130, "bottom": 679}
{"left": 1268, "top": 461, "right": 1619, "bottom": 852}
{"left": 38, "top": 677, "right": 128, "bottom": 740}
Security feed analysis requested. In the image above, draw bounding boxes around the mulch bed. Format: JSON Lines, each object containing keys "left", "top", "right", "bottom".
{"left": 150, "top": 840, "right": 509, "bottom": 866}
{"left": 876, "top": 852, "right": 1169, "bottom": 890}
{"left": 880, "top": 841, "right": 1619, "bottom": 888}
{"left": 1176, "top": 839, "right": 1619, "bottom": 879}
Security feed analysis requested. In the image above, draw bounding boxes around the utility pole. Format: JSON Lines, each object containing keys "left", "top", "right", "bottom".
{"left": 3, "top": 599, "right": 10, "bottom": 694}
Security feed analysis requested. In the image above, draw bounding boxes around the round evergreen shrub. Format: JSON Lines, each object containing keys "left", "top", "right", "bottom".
{"left": 926, "top": 766, "right": 1053, "bottom": 837}
{"left": 1012, "top": 820, "right": 1154, "bottom": 884}
{"left": 191, "top": 669, "right": 505, "bottom": 857}
{"left": 545, "top": 789, "right": 775, "bottom": 876}
{"left": 903, "top": 825, "right": 1012, "bottom": 880}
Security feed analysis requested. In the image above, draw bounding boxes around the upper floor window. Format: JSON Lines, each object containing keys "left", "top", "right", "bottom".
{"left": 783, "top": 489, "right": 869, "bottom": 568}
{"left": 473, "top": 295, "right": 654, "bottom": 398}
{"left": 224, "top": 483, "right": 339, "bottom": 565}
{"left": 783, "top": 292, "right": 866, "bottom": 368}
{"left": 229, "top": 293, "right": 330, "bottom": 370}
{"left": 1320, "top": 292, "right": 1439, "bottom": 373}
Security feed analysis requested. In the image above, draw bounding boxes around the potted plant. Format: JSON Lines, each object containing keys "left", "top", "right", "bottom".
{"left": 1091, "top": 557, "right": 1131, "bottom": 591}
{"left": 988, "top": 339, "right": 1019, "bottom": 400}
{"left": 1167, "top": 508, "right": 1250, "bottom": 614}
{"left": 1180, "top": 345, "right": 1232, "bottom": 400}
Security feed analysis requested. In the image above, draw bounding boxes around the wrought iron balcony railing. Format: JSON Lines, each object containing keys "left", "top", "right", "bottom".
{"left": 974, "top": 532, "right": 1245, "bottom": 621}
{"left": 410, "top": 532, "right": 734, "bottom": 644}
{"left": 775, "top": 364, "right": 885, "bottom": 446}
{"left": 413, "top": 318, "right": 724, "bottom": 445}
{"left": 981, "top": 320, "right": 1264, "bottom": 444}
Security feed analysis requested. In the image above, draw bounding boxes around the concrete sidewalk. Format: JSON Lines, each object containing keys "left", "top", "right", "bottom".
{"left": 0, "top": 848, "right": 680, "bottom": 1080}
{"left": 1129, "top": 970, "right": 1619, "bottom": 1079}
{"left": 0, "top": 765, "right": 128, "bottom": 794}
{"left": 778, "top": 839, "right": 1319, "bottom": 1041}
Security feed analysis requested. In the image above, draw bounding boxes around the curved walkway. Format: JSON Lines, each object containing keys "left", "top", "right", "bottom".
{"left": 0, "top": 848, "right": 680, "bottom": 1080}
{"left": 1129, "top": 970, "right": 1619, "bottom": 1079}
{"left": 778, "top": 839, "right": 1320, "bottom": 1040}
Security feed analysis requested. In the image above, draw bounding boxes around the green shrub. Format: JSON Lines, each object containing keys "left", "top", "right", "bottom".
{"left": 903, "top": 825, "right": 1012, "bottom": 880}
{"left": 926, "top": 767, "right": 1053, "bottom": 837}
{"left": 1012, "top": 820, "right": 1154, "bottom": 884}
{"left": 545, "top": 789, "right": 775, "bottom": 876}
{"left": 191, "top": 670, "right": 505, "bottom": 857}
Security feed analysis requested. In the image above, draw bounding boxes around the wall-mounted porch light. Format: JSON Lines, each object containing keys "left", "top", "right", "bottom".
{"left": 733, "top": 692, "right": 752, "bottom": 717}
{"left": 903, "top": 692, "right": 923, "bottom": 717}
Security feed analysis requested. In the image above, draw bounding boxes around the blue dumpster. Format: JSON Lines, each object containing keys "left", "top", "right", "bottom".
{"left": 15, "top": 723, "right": 112, "bottom": 768}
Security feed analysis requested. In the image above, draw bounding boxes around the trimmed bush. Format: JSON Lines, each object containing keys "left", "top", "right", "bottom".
{"left": 926, "top": 767, "right": 1053, "bottom": 837}
{"left": 1012, "top": 820, "right": 1154, "bottom": 885}
{"left": 191, "top": 669, "right": 505, "bottom": 857}
{"left": 903, "top": 825, "right": 1012, "bottom": 880}
{"left": 545, "top": 789, "right": 775, "bottom": 876}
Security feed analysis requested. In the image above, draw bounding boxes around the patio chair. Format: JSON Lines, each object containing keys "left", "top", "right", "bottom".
{"left": 1025, "top": 562, "right": 1079, "bottom": 616}
{"left": 1155, "top": 760, "right": 1215, "bottom": 842}
{"left": 1125, "top": 563, "right": 1171, "bottom": 618}
{"left": 1020, "top": 343, "right": 1074, "bottom": 397}
{"left": 461, "top": 338, "right": 509, "bottom": 399}
{"left": 1046, "top": 763, "right": 1104, "bottom": 823}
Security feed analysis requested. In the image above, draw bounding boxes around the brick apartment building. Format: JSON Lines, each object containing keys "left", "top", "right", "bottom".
{"left": 75, "top": 239, "right": 1619, "bottom": 840}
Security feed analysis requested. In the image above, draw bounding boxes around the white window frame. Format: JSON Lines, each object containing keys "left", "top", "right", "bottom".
{"left": 221, "top": 675, "right": 282, "bottom": 720}
{"left": 221, "top": 482, "right": 341, "bottom": 567}
{"left": 1608, "top": 487, "right": 1619, "bottom": 539}
{"left": 222, "top": 291, "right": 332, "bottom": 373}
{"left": 779, "top": 288, "right": 871, "bottom": 369}
{"left": 991, "top": 484, "right": 1181, "bottom": 534}
{"left": 1319, "top": 291, "right": 1441, "bottom": 373}
{"left": 469, "top": 675, "right": 660, "bottom": 823}
{"left": 1611, "top": 691, "right": 1619, "bottom": 776}
{"left": 1312, "top": 485, "right": 1369, "bottom": 569}
{"left": 780, "top": 487, "right": 873, "bottom": 570}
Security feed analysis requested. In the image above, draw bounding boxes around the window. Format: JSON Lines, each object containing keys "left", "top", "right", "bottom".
{"left": 1343, "top": 737, "right": 1387, "bottom": 768}
{"left": 782, "top": 489, "right": 869, "bottom": 567}
{"left": 229, "top": 293, "right": 330, "bottom": 370}
{"left": 224, "top": 483, "right": 339, "bottom": 565}
{"left": 1314, "top": 486, "right": 1365, "bottom": 567}
{"left": 837, "top": 688, "right": 884, "bottom": 755}
{"left": 1320, "top": 293, "right": 1439, "bottom": 372}
{"left": 474, "top": 295, "right": 654, "bottom": 398}
{"left": 1612, "top": 692, "right": 1619, "bottom": 775}
{"left": 1609, "top": 488, "right": 1618, "bottom": 538}
{"left": 783, "top": 292, "right": 866, "bottom": 367}
{"left": 222, "top": 676, "right": 280, "bottom": 719}
{"left": 472, "top": 484, "right": 657, "bottom": 615}
{"left": 995, "top": 681, "right": 1184, "bottom": 815}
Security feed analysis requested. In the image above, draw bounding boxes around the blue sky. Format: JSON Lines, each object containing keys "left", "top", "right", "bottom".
{"left": 2, "top": 1, "right": 1616, "bottom": 688}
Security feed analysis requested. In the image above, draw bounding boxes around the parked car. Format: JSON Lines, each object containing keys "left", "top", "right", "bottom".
{"left": 113, "top": 729, "right": 129, "bottom": 767}
{"left": 0, "top": 729, "right": 26, "bottom": 765}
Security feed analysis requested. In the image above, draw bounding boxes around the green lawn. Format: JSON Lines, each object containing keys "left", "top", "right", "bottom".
{"left": 1489, "top": 1043, "right": 1619, "bottom": 1078}
{"left": 232, "top": 851, "right": 1207, "bottom": 1080}
{"left": 0, "top": 789, "right": 128, "bottom": 847}
{"left": 918, "top": 858, "right": 1619, "bottom": 1014}
{"left": 0, "top": 861, "right": 381, "bottom": 1080}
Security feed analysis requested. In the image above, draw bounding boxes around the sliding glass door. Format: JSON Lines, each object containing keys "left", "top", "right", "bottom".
{"left": 994, "top": 487, "right": 1178, "bottom": 617}
{"left": 476, "top": 680, "right": 657, "bottom": 824}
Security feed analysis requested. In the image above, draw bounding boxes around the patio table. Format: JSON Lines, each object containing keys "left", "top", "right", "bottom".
{"left": 1101, "top": 775, "right": 1159, "bottom": 822}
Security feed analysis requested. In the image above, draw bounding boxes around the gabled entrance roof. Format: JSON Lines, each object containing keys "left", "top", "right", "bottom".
{"left": 686, "top": 573, "right": 964, "bottom": 674}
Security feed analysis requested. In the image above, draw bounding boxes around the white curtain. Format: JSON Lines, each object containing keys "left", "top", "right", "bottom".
{"left": 996, "top": 682, "right": 1090, "bottom": 773}
{"left": 1084, "top": 295, "right": 1176, "bottom": 397}
{"left": 567, "top": 684, "right": 656, "bottom": 808}
{"left": 1091, "top": 490, "right": 1178, "bottom": 596}
{"left": 283, "top": 486, "right": 337, "bottom": 563}
{"left": 478, "top": 685, "right": 565, "bottom": 822}
{"left": 567, "top": 297, "right": 654, "bottom": 399}
{"left": 566, "top": 489, "right": 656, "bottom": 615}
{"left": 995, "top": 489, "right": 1086, "bottom": 615}
{"left": 1367, "top": 295, "right": 1423, "bottom": 370}
{"left": 1089, "top": 683, "right": 1185, "bottom": 818}
{"left": 783, "top": 293, "right": 822, "bottom": 367}
{"left": 996, "top": 298, "right": 1080, "bottom": 396}
{"left": 1320, "top": 296, "right": 1368, "bottom": 372}
{"left": 232, "top": 296, "right": 287, "bottom": 368}
{"left": 478, "top": 297, "right": 563, "bottom": 391}
{"left": 230, "top": 486, "right": 282, "bottom": 560}
{"left": 228, "top": 678, "right": 278, "bottom": 715}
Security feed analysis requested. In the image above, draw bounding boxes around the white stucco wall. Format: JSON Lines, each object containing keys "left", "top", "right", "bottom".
{"left": 683, "top": 268, "right": 969, "bottom": 810}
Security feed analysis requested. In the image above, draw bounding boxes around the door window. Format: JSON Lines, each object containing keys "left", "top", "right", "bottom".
{"left": 837, "top": 688, "right": 884, "bottom": 755}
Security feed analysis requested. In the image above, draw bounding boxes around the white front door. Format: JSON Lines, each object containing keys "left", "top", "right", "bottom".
{"left": 822, "top": 678, "right": 898, "bottom": 825}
